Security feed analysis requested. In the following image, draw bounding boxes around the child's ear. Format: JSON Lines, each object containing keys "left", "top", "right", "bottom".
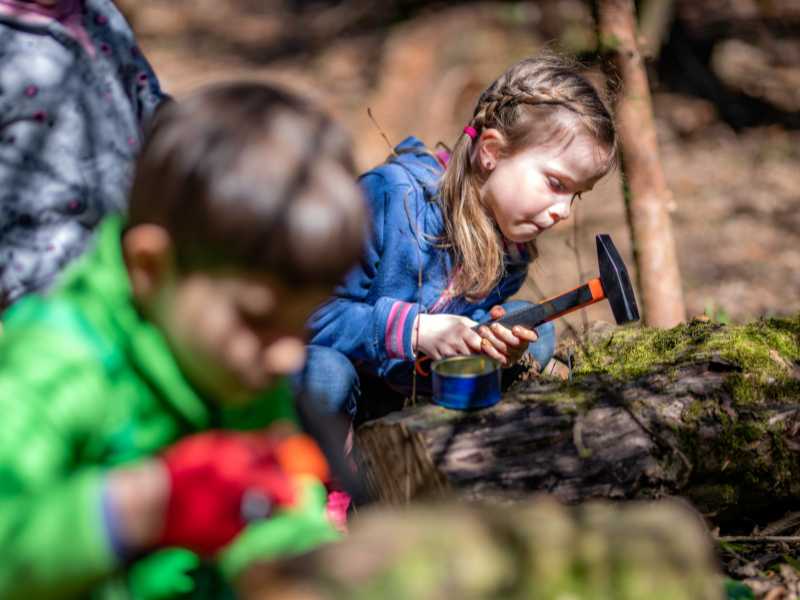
{"left": 122, "top": 225, "right": 175, "bottom": 302}
{"left": 477, "top": 128, "right": 505, "bottom": 171}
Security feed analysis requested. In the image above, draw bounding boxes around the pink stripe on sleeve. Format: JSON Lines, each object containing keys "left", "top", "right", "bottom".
{"left": 385, "top": 302, "right": 402, "bottom": 357}
{"left": 393, "top": 303, "right": 413, "bottom": 359}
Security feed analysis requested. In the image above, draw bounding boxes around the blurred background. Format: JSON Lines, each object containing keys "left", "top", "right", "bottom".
{"left": 120, "top": 0, "right": 800, "bottom": 338}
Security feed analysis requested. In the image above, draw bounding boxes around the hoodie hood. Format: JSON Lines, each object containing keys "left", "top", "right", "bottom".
{"left": 387, "top": 136, "right": 444, "bottom": 199}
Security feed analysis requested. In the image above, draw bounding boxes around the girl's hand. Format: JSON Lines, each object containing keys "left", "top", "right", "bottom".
{"left": 477, "top": 305, "right": 539, "bottom": 366}
{"left": 412, "top": 313, "right": 484, "bottom": 360}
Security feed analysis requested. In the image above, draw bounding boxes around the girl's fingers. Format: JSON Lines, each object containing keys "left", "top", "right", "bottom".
{"left": 478, "top": 325, "right": 508, "bottom": 355}
{"left": 511, "top": 325, "right": 539, "bottom": 343}
{"left": 442, "top": 345, "right": 458, "bottom": 358}
{"left": 489, "top": 305, "right": 506, "bottom": 320}
{"left": 454, "top": 340, "right": 472, "bottom": 356}
{"left": 481, "top": 338, "right": 506, "bottom": 364}
{"left": 489, "top": 322, "right": 522, "bottom": 347}
{"left": 443, "top": 342, "right": 470, "bottom": 358}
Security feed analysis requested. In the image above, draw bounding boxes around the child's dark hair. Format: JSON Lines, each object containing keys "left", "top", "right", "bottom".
{"left": 440, "top": 54, "right": 617, "bottom": 300}
{"left": 127, "top": 82, "right": 366, "bottom": 287}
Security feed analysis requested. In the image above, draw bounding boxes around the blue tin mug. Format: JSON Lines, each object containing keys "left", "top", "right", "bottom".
{"left": 431, "top": 356, "right": 502, "bottom": 411}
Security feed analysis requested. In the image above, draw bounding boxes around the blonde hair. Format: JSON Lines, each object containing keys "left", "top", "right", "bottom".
{"left": 439, "top": 54, "right": 617, "bottom": 300}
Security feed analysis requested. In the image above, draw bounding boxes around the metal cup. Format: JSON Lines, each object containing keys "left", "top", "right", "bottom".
{"left": 431, "top": 355, "right": 502, "bottom": 410}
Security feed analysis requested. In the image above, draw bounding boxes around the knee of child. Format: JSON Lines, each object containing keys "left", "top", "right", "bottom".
{"left": 536, "top": 320, "right": 555, "bottom": 340}
{"left": 530, "top": 321, "right": 556, "bottom": 367}
{"left": 302, "top": 345, "right": 359, "bottom": 415}
{"left": 500, "top": 299, "right": 533, "bottom": 314}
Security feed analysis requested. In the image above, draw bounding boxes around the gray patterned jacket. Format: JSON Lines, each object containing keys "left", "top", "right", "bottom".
{"left": 0, "top": 0, "right": 164, "bottom": 308}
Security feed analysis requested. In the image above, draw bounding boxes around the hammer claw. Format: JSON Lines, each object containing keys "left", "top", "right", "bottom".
{"left": 596, "top": 234, "right": 640, "bottom": 325}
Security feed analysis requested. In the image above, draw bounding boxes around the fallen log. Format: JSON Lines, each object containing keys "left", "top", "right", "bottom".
{"left": 237, "top": 497, "right": 722, "bottom": 600}
{"left": 354, "top": 317, "right": 800, "bottom": 521}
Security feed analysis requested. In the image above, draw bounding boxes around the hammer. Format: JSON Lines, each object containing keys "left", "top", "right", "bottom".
{"left": 485, "top": 234, "right": 639, "bottom": 332}
{"left": 414, "top": 235, "right": 638, "bottom": 377}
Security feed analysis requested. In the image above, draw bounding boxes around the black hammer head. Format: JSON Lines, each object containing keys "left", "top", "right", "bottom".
{"left": 596, "top": 234, "right": 640, "bottom": 325}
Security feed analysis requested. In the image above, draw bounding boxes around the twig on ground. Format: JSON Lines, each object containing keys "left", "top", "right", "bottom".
{"left": 761, "top": 512, "right": 800, "bottom": 536}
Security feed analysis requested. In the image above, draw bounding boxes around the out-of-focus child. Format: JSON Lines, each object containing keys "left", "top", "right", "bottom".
{"left": 0, "top": 81, "right": 367, "bottom": 599}
{"left": 0, "top": 0, "right": 165, "bottom": 308}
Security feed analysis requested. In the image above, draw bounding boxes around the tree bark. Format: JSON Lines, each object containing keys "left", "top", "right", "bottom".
{"left": 597, "top": 0, "right": 686, "bottom": 327}
{"left": 353, "top": 324, "right": 800, "bottom": 521}
{"left": 638, "top": 0, "right": 676, "bottom": 58}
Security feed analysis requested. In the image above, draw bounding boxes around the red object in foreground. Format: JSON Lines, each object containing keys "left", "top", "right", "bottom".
{"left": 156, "top": 430, "right": 329, "bottom": 556}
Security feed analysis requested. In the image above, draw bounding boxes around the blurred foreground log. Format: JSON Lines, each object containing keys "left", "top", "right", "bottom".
{"left": 238, "top": 497, "right": 722, "bottom": 600}
{"left": 355, "top": 318, "right": 800, "bottom": 521}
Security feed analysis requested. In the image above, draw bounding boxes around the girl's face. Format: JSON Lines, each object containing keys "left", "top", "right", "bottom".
{"left": 479, "top": 131, "right": 610, "bottom": 243}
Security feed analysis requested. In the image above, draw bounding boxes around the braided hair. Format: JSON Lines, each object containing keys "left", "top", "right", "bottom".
{"left": 439, "top": 54, "right": 616, "bottom": 300}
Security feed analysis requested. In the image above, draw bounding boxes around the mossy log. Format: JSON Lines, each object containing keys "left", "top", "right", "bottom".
{"left": 354, "top": 318, "right": 800, "bottom": 520}
{"left": 237, "top": 497, "right": 722, "bottom": 600}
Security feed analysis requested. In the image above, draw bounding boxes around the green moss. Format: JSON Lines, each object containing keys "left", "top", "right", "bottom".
{"left": 725, "top": 374, "right": 800, "bottom": 406}
{"left": 517, "top": 385, "right": 596, "bottom": 415}
{"left": 682, "top": 400, "right": 706, "bottom": 423}
{"left": 572, "top": 316, "right": 800, "bottom": 394}
{"left": 572, "top": 320, "right": 720, "bottom": 379}
{"left": 677, "top": 388, "right": 800, "bottom": 506}
{"left": 569, "top": 315, "right": 800, "bottom": 502}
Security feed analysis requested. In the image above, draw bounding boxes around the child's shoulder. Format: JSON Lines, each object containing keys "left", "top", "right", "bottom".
{"left": 0, "top": 296, "right": 115, "bottom": 405}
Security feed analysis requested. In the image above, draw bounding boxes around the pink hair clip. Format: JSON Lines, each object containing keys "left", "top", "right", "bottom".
{"left": 463, "top": 126, "right": 478, "bottom": 140}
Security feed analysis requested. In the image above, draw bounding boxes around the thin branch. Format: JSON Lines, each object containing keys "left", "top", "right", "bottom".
{"left": 367, "top": 108, "right": 396, "bottom": 156}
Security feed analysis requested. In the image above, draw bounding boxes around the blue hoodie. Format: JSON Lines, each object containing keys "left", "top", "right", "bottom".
{"left": 308, "top": 137, "right": 531, "bottom": 383}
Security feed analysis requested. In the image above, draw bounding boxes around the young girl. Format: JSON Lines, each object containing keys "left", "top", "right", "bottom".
{"left": 307, "top": 54, "right": 617, "bottom": 420}
{"left": 0, "top": 0, "right": 165, "bottom": 308}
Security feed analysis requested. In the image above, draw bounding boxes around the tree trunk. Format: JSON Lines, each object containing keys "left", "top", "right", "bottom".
{"left": 638, "top": 0, "right": 676, "bottom": 58}
{"left": 597, "top": 0, "right": 686, "bottom": 327}
{"left": 353, "top": 319, "right": 800, "bottom": 522}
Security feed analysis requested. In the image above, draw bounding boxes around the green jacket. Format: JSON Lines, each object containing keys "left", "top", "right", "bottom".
{"left": 0, "top": 217, "right": 337, "bottom": 599}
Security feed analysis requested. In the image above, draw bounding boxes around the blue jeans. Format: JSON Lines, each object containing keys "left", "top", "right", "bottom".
{"left": 499, "top": 300, "right": 556, "bottom": 369}
{"left": 296, "top": 344, "right": 361, "bottom": 417}
{"left": 298, "top": 301, "right": 556, "bottom": 419}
